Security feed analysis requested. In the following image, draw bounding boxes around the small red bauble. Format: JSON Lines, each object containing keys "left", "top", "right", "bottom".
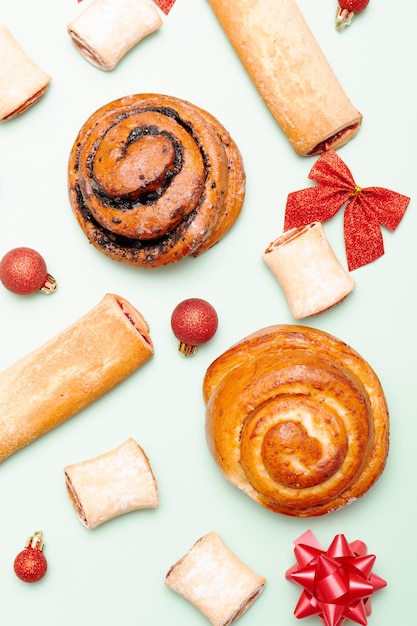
{"left": 171, "top": 298, "right": 218, "bottom": 356}
{"left": 0, "top": 247, "right": 57, "bottom": 295}
{"left": 14, "top": 531, "right": 47, "bottom": 583}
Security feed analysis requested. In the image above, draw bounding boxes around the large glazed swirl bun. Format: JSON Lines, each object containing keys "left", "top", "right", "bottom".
{"left": 68, "top": 94, "right": 245, "bottom": 267}
{"left": 204, "top": 325, "right": 389, "bottom": 517}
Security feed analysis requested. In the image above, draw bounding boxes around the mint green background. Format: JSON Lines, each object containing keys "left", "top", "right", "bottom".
{"left": 0, "top": 0, "right": 414, "bottom": 623}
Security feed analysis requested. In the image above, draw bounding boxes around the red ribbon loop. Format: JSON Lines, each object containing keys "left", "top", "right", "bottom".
{"left": 284, "top": 150, "right": 410, "bottom": 271}
{"left": 286, "top": 530, "right": 387, "bottom": 626}
{"left": 153, "top": 0, "right": 176, "bottom": 14}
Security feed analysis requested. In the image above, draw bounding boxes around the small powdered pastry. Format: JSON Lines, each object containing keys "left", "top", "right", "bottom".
{"left": 65, "top": 438, "right": 158, "bottom": 529}
{"left": 207, "top": 0, "right": 362, "bottom": 155}
{"left": 262, "top": 222, "right": 355, "bottom": 319}
{"left": 0, "top": 24, "right": 51, "bottom": 121}
{"left": 165, "top": 531, "right": 266, "bottom": 626}
{"left": 0, "top": 294, "right": 153, "bottom": 463}
{"left": 204, "top": 325, "right": 389, "bottom": 517}
{"left": 68, "top": 93, "right": 245, "bottom": 267}
{"left": 67, "top": 0, "right": 162, "bottom": 70}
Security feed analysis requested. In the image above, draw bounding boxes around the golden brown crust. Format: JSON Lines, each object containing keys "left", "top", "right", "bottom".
{"left": 68, "top": 94, "right": 245, "bottom": 267}
{"left": 0, "top": 294, "right": 153, "bottom": 463}
{"left": 207, "top": 0, "right": 362, "bottom": 156}
{"left": 203, "top": 325, "right": 389, "bottom": 517}
{"left": 0, "top": 24, "right": 51, "bottom": 121}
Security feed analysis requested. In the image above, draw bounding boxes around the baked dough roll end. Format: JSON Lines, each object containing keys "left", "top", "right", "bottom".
{"left": 65, "top": 438, "right": 158, "bottom": 529}
{"left": 67, "top": 0, "right": 163, "bottom": 70}
{"left": 165, "top": 531, "right": 265, "bottom": 626}
{"left": 0, "top": 24, "right": 51, "bottom": 121}
{"left": 263, "top": 222, "right": 355, "bottom": 319}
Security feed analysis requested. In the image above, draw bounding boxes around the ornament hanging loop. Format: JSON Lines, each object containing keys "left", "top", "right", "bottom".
{"left": 40, "top": 274, "right": 58, "bottom": 294}
{"left": 335, "top": 7, "right": 354, "bottom": 30}
{"left": 26, "top": 530, "right": 44, "bottom": 551}
{"left": 177, "top": 341, "right": 197, "bottom": 356}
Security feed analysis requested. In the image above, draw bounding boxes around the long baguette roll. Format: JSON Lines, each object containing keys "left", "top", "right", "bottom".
{"left": 207, "top": 0, "right": 362, "bottom": 156}
{"left": 0, "top": 294, "right": 153, "bottom": 463}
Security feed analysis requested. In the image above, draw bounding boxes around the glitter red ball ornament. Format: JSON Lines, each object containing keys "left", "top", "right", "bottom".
{"left": 0, "top": 247, "right": 57, "bottom": 295}
{"left": 14, "top": 531, "right": 47, "bottom": 583}
{"left": 171, "top": 298, "right": 218, "bottom": 356}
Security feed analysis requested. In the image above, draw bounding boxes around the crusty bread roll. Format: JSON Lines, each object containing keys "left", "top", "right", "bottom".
{"left": 65, "top": 437, "right": 158, "bottom": 529}
{"left": 67, "top": 0, "right": 162, "bottom": 71}
{"left": 204, "top": 325, "right": 389, "bottom": 517}
{"left": 207, "top": 0, "right": 362, "bottom": 156}
{"left": 165, "top": 531, "right": 265, "bottom": 626}
{"left": 68, "top": 94, "right": 245, "bottom": 267}
{"left": 0, "top": 24, "right": 51, "bottom": 121}
{"left": 0, "top": 294, "right": 153, "bottom": 463}
{"left": 262, "top": 222, "right": 355, "bottom": 319}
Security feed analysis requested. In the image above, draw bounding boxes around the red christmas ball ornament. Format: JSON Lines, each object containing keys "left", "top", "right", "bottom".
{"left": 14, "top": 531, "right": 47, "bottom": 583}
{"left": 336, "top": 0, "right": 369, "bottom": 30}
{"left": 0, "top": 247, "right": 57, "bottom": 295}
{"left": 171, "top": 298, "right": 218, "bottom": 356}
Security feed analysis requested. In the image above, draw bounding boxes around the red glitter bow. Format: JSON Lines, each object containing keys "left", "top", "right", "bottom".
{"left": 286, "top": 530, "right": 387, "bottom": 626}
{"left": 283, "top": 150, "right": 410, "bottom": 271}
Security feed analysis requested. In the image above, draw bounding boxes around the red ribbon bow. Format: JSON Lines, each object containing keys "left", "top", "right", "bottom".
{"left": 284, "top": 150, "right": 410, "bottom": 271}
{"left": 153, "top": 0, "right": 176, "bottom": 14}
{"left": 77, "top": 0, "right": 177, "bottom": 11}
{"left": 286, "top": 530, "right": 387, "bottom": 626}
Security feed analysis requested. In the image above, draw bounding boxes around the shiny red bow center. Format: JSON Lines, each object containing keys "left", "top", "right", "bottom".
{"left": 283, "top": 150, "right": 410, "bottom": 271}
{"left": 286, "top": 530, "right": 387, "bottom": 626}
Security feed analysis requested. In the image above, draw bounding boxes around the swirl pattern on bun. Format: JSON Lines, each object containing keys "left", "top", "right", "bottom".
{"left": 68, "top": 94, "right": 245, "bottom": 267}
{"left": 204, "top": 325, "right": 389, "bottom": 517}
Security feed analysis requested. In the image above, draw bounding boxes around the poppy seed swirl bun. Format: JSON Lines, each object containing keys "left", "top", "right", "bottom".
{"left": 203, "top": 325, "right": 389, "bottom": 517}
{"left": 68, "top": 94, "right": 245, "bottom": 267}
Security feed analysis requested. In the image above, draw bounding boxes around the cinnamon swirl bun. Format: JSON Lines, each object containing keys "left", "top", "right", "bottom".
{"left": 204, "top": 325, "right": 389, "bottom": 517}
{"left": 68, "top": 94, "right": 245, "bottom": 267}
